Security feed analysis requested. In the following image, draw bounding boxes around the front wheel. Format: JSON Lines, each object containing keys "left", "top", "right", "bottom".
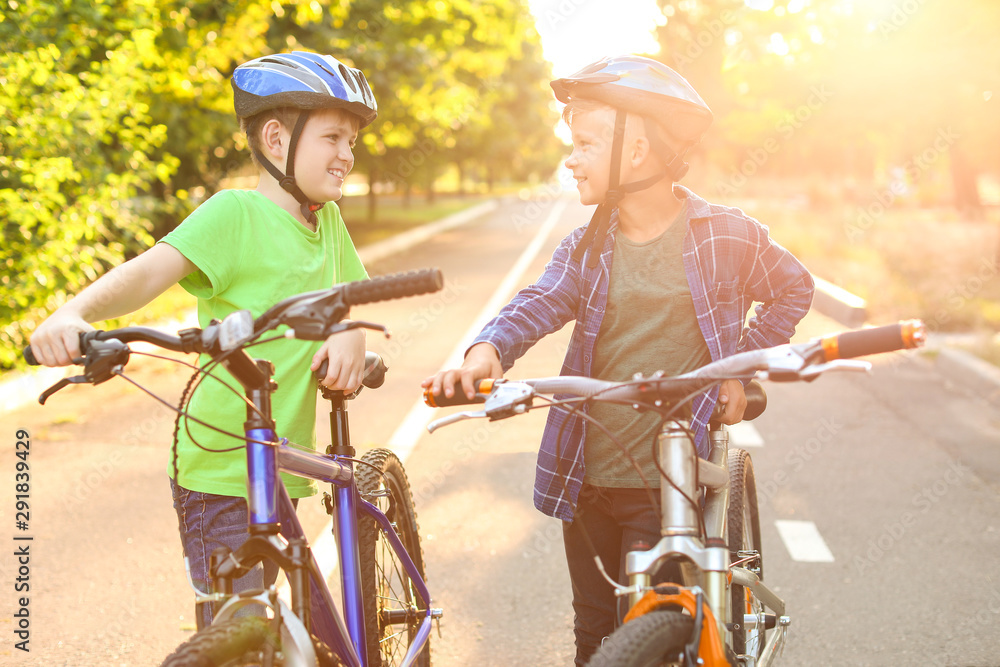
{"left": 160, "top": 616, "right": 342, "bottom": 666}
{"left": 356, "top": 448, "right": 430, "bottom": 667}
{"left": 587, "top": 611, "right": 695, "bottom": 667}
{"left": 727, "top": 447, "right": 765, "bottom": 660}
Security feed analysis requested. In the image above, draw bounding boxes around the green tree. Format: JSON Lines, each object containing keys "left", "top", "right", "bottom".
{"left": 0, "top": 0, "right": 174, "bottom": 368}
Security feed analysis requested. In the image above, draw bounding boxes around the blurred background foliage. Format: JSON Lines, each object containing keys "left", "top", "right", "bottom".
{"left": 0, "top": 0, "right": 562, "bottom": 367}
{"left": 3, "top": 0, "right": 999, "bottom": 368}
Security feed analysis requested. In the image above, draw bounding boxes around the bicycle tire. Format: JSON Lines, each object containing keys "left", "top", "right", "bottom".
{"left": 727, "top": 447, "right": 765, "bottom": 659}
{"left": 586, "top": 611, "right": 695, "bottom": 667}
{"left": 160, "top": 616, "right": 343, "bottom": 667}
{"left": 356, "top": 448, "right": 431, "bottom": 667}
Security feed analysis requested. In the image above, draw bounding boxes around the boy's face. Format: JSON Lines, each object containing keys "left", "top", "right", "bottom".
{"left": 564, "top": 106, "right": 617, "bottom": 206}
{"left": 289, "top": 108, "right": 360, "bottom": 203}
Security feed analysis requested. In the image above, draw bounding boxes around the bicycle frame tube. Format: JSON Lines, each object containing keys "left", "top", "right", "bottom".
{"left": 247, "top": 429, "right": 280, "bottom": 529}
{"left": 333, "top": 473, "right": 369, "bottom": 666}
{"left": 269, "top": 442, "right": 435, "bottom": 667}
{"left": 357, "top": 495, "right": 436, "bottom": 667}
{"left": 625, "top": 421, "right": 731, "bottom": 642}
{"left": 275, "top": 487, "right": 364, "bottom": 667}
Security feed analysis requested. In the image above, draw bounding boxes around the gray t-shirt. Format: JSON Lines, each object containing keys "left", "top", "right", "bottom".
{"left": 583, "top": 205, "right": 712, "bottom": 487}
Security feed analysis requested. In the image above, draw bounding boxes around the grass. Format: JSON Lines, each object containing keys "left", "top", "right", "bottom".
{"left": 337, "top": 192, "right": 495, "bottom": 247}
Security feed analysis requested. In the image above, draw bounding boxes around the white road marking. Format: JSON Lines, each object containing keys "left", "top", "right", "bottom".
{"left": 296, "top": 197, "right": 570, "bottom": 588}
{"left": 728, "top": 421, "right": 764, "bottom": 447}
{"left": 775, "top": 519, "right": 835, "bottom": 562}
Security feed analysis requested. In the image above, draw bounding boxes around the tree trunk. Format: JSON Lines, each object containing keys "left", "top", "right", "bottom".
{"left": 425, "top": 170, "right": 436, "bottom": 204}
{"left": 367, "top": 169, "right": 378, "bottom": 224}
{"left": 950, "top": 146, "right": 983, "bottom": 220}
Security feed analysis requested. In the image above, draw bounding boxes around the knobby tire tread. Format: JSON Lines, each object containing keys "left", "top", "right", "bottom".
{"left": 586, "top": 611, "right": 695, "bottom": 667}
{"left": 355, "top": 448, "right": 430, "bottom": 667}
{"left": 160, "top": 616, "right": 343, "bottom": 666}
{"left": 727, "top": 447, "right": 764, "bottom": 658}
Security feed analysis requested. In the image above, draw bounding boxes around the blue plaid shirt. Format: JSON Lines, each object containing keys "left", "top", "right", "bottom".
{"left": 473, "top": 186, "right": 814, "bottom": 521}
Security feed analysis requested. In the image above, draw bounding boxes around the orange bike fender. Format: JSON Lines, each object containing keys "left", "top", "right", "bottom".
{"left": 622, "top": 588, "right": 729, "bottom": 667}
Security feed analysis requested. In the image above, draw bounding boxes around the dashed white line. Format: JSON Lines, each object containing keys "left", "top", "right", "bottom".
{"left": 728, "top": 421, "right": 764, "bottom": 448}
{"left": 775, "top": 519, "right": 835, "bottom": 562}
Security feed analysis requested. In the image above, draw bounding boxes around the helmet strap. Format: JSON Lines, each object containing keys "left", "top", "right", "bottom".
{"left": 252, "top": 110, "right": 323, "bottom": 226}
{"left": 574, "top": 110, "right": 670, "bottom": 268}
{"left": 571, "top": 110, "right": 627, "bottom": 268}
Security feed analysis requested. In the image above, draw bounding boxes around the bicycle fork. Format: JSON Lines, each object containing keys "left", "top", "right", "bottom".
{"left": 623, "top": 422, "right": 789, "bottom": 666}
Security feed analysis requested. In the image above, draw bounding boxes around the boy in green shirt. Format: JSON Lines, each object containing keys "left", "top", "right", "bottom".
{"left": 29, "top": 52, "right": 377, "bottom": 625}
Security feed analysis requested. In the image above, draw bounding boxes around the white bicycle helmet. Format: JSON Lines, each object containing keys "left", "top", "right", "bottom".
{"left": 232, "top": 52, "right": 378, "bottom": 222}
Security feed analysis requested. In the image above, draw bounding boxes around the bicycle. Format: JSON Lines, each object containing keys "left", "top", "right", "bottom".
{"left": 423, "top": 320, "right": 926, "bottom": 667}
{"left": 25, "top": 268, "right": 446, "bottom": 667}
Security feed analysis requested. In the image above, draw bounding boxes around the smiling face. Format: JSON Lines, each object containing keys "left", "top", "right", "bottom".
{"left": 564, "top": 105, "right": 616, "bottom": 206}
{"left": 289, "top": 108, "right": 360, "bottom": 203}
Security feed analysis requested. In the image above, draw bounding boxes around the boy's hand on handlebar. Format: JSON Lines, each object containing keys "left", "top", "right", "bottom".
{"left": 29, "top": 311, "right": 94, "bottom": 367}
{"left": 717, "top": 379, "right": 747, "bottom": 425}
{"left": 312, "top": 327, "right": 366, "bottom": 392}
{"left": 421, "top": 342, "right": 503, "bottom": 400}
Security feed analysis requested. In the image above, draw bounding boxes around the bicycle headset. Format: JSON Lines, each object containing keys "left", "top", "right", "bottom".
{"left": 550, "top": 55, "right": 713, "bottom": 268}
{"left": 232, "top": 51, "right": 378, "bottom": 224}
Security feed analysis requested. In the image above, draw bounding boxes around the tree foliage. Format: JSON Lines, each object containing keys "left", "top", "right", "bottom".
{"left": 653, "top": 0, "right": 1000, "bottom": 210}
{"left": 1, "top": 0, "right": 558, "bottom": 369}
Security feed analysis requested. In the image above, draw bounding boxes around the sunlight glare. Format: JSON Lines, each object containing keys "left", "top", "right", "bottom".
{"left": 528, "top": 0, "right": 664, "bottom": 77}
{"left": 768, "top": 32, "right": 790, "bottom": 56}
{"left": 745, "top": 0, "right": 774, "bottom": 11}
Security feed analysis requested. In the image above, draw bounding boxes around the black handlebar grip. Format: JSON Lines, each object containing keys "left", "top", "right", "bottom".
{"left": 423, "top": 379, "right": 497, "bottom": 408}
{"left": 742, "top": 380, "right": 767, "bottom": 421}
{"left": 342, "top": 268, "right": 444, "bottom": 307}
{"left": 820, "top": 319, "right": 926, "bottom": 361}
{"left": 23, "top": 345, "right": 38, "bottom": 366}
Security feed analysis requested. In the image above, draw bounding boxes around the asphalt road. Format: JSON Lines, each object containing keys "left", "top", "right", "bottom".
{"left": 2, "top": 192, "right": 999, "bottom": 666}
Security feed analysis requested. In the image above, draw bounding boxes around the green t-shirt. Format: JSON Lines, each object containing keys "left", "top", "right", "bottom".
{"left": 158, "top": 190, "right": 367, "bottom": 498}
{"left": 583, "top": 204, "right": 712, "bottom": 487}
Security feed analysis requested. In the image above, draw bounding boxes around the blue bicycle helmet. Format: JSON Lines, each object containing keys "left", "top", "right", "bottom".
{"left": 551, "top": 56, "right": 713, "bottom": 267}
{"left": 232, "top": 52, "right": 378, "bottom": 222}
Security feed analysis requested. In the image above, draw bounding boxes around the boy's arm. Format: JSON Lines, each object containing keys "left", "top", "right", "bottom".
{"left": 739, "top": 227, "right": 815, "bottom": 352}
{"left": 422, "top": 230, "right": 586, "bottom": 397}
{"left": 29, "top": 244, "right": 196, "bottom": 366}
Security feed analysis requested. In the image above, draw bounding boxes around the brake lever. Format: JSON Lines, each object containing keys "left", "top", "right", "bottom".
{"left": 427, "top": 410, "right": 487, "bottom": 433}
{"left": 426, "top": 382, "right": 534, "bottom": 433}
{"left": 38, "top": 376, "right": 89, "bottom": 405}
{"left": 286, "top": 320, "right": 390, "bottom": 341}
{"left": 798, "top": 359, "right": 872, "bottom": 379}
{"left": 37, "top": 339, "right": 130, "bottom": 404}
{"left": 758, "top": 359, "right": 871, "bottom": 383}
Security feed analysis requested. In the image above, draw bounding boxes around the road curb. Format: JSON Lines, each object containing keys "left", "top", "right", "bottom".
{"left": 810, "top": 276, "right": 867, "bottom": 329}
{"left": 932, "top": 346, "right": 1000, "bottom": 409}
{"left": 357, "top": 199, "right": 499, "bottom": 265}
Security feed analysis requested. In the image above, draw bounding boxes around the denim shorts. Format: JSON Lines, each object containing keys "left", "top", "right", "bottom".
{"left": 169, "top": 478, "right": 297, "bottom": 628}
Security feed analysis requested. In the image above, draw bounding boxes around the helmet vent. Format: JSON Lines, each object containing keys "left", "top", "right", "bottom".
{"left": 339, "top": 64, "right": 358, "bottom": 93}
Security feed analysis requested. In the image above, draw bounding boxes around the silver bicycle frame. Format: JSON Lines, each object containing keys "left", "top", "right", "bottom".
{"left": 623, "top": 420, "right": 789, "bottom": 667}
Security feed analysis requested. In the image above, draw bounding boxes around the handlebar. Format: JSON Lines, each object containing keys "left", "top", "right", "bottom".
{"left": 816, "top": 319, "right": 924, "bottom": 361}
{"left": 23, "top": 268, "right": 445, "bottom": 404}
{"left": 342, "top": 269, "right": 444, "bottom": 307}
{"left": 423, "top": 320, "right": 925, "bottom": 431}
